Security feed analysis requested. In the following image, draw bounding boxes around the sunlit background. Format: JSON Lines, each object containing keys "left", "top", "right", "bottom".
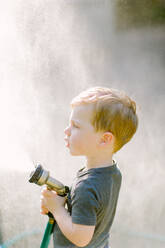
{"left": 0, "top": 0, "right": 165, "bottom": 247}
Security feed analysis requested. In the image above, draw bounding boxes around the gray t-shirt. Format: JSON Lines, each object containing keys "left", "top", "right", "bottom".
{"left": 53, "top": 163, "right": 122, "bottom": 248}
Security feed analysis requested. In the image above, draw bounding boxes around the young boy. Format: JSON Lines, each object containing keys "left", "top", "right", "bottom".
{"left": 40, "top": 87, "right": 138, "bottom": 248}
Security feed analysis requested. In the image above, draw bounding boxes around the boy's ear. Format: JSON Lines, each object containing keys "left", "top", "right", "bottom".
{"left": 100, "top": 132, "right": 114, "bottom": 145}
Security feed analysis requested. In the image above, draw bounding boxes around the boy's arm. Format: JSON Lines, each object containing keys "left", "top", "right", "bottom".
{"left": 54, "top": 207, "right": 95, "bottom": 247}
{"left": 40, "top": 188, "right": 95, "bottom": 247}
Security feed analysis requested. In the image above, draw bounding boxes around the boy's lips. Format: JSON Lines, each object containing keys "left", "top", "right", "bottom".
{"left": 64, "top": 137, "right": 70, "bottom": 148}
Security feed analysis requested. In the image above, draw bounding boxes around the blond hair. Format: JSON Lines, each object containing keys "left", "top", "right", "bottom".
{"left": 71, "top": 87, "right": 138, "bottom": 153}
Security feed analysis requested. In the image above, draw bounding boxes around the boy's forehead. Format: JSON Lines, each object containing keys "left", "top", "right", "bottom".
{"left": 70, "top": 104, "right": 93, "bottom": 122}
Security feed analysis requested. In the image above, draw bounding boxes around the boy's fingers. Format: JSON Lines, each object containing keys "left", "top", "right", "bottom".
{"left": 40, "top": 201, "right": 49, "bottom": 214}
{"left": 41, "top": 188, "right": 51, "bottom": 197}
{"left": 40, "top": 196, "right": 45, "bottom": 204}
{"left": 41, "top": 188, "right": 57, "bottom": 197}
{"left": 40, "top": 208, "right": 48, "bottom": 215}
{"left": 41, "top": 185, "right": 48, "bottom": 192}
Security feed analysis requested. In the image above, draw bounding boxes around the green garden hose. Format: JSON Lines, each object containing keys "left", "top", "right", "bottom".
{"left": 40, "top": 217, "right": 55, "bottom": 248}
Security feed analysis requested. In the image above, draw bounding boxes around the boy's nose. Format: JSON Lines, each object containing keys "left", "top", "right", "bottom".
{"left": 64, "top": 126, "right": 71, "bottom": 136}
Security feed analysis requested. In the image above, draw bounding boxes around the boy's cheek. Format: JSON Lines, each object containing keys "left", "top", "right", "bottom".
{"left": 69, "top": 144, "right": 83, "bottom": 156}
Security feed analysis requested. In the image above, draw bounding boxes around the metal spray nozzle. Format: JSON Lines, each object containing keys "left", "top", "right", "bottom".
{"left": 29, "top": 164, "right": 69, "bottom": 196}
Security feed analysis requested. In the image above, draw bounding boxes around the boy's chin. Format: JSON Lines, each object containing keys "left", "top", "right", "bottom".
{"left": 69, "top": 149, "right": 84, "bottom": 156}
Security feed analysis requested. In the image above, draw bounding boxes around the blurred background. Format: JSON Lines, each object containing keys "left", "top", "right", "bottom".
{"left": 0, "top": 0, "right": 165, "bottom": 247}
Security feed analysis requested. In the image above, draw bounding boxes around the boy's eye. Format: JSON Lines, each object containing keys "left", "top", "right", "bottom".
{"left": 73, "top": 123, "right": 79, "bottom": 128}
{"left": 70, "top": 120, "right": 80, "bottom": 129}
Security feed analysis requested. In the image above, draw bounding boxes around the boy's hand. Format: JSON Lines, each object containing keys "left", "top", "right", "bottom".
{"left": 40, "top": 186, "right": 66, "bottom": 216}
{"left": 41, "top": 186, "right": 95, "bottom": 247}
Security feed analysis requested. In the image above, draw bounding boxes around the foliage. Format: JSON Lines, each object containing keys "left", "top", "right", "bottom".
{"left": 115, "top": 0, "right": 165, "bottom": 29}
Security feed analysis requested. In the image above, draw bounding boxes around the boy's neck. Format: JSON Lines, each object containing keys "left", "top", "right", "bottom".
{"left": 85, "top": 154, "right": 114, "bottom": 169}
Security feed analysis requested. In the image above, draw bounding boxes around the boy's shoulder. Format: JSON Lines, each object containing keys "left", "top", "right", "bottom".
{"left": 77, "top": 163, "right": 121, "bottom": 179}
{"left": 75, "top": 163, "right": 122, "bottom": 193}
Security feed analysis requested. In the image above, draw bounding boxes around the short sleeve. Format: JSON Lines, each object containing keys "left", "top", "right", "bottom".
{"left": 71, "top": 181, "right": 100, "bottom": 226}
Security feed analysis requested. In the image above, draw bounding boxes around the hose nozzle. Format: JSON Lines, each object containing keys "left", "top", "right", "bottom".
{"left": 29, "top": 164, "right": 69, "bottom": 196}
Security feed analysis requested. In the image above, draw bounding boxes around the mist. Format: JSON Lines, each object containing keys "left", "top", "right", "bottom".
{"left": 0, "top": 1, "right": 165, "bottom": 247}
